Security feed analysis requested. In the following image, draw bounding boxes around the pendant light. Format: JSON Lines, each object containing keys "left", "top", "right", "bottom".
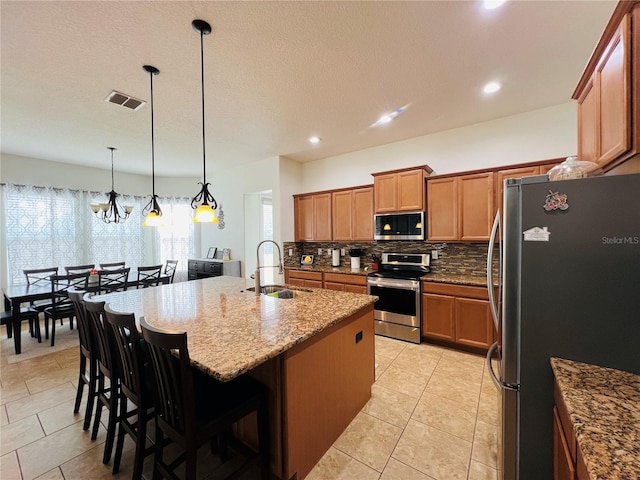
{"left": 141, "top": 65, "right": 164, "bottom": 227}
{"left": 190, "top": 19, "right": 218, "bottom": 223}
{"left": 90, "top": 147, "right": 133, "bottom": 224}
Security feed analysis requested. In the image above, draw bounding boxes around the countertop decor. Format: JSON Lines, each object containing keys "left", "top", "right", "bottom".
{"left": 551, "top": 357, "right": 640, "bottom": 480}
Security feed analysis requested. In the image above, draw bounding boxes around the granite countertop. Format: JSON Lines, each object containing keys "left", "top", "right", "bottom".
{"left": 96, "top": 276, "right": 376, "bottom": 382}
{"left": 550, "top": 357, "right": 640, "bottom": 480}
{"left": 286, "top": 265, "right": 492, "bottom": 286}
{"left": 421, "top": 272, "right": 489, "bottom": 287}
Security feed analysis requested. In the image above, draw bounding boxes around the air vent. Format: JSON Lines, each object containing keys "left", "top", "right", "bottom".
{"left": 105, "top": 90, "right": 146, "bottom": 111}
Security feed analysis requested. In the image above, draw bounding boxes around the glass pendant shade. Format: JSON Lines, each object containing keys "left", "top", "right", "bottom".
{"left": 194, "top": 204, "right": 218, "bottom": 223}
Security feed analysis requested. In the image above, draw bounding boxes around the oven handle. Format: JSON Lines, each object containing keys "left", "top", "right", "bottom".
{"left": 367, "top": 279, "right": 419, "bottom": 291}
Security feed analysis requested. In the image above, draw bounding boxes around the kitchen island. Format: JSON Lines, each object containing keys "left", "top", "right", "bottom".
{"left": 96, "top": 276, "right": 377, "bottom": 480}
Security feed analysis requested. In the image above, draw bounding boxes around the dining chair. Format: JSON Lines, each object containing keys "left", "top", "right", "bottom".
{"left": 23, "top": 267, "right": 59, "bottom": 324}
{"left": 64, "top": 264, "right": 95, "bottom": 275}
{"left": 97, "top": 267, "right": 130, "bottom": 294}
{"left": 84, "top": 294, "right": 119, "bottom": 465}
{"left": 164, "top": 259, "right": 178, "bottom": 283}
{"left": 43, "top": 272, "right": 89, "bottom": 346}
{"left": 99, "top": 261, "right": 126, "bottom": 270}
{"left": 67, "top": 288, "right": 98, "bottom": 431}
{"left": 1, "top": 308, "right": 40, "bottom": 343}
{"left": 139, "top": 317, "right": 270, "bottom": 480}
{"left": 104, "top": 305, "right": 155, "bottom": 477}
{"left": 136, "top": 265, "right": 163, "bottom": 289}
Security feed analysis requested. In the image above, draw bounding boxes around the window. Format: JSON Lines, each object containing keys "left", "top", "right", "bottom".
{"left": 1, "top": 183, "right": 195, "bottom": 286}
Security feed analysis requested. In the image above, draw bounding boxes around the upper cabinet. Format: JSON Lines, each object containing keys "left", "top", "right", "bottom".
{"left": 428, "top": 172, "right": 494, "bottom": 241}
{"left": 294, "top": 193, "right": 332, "bottom": 241}
{"left": 332, "top": 186, "right": 374, "bottom": 241}
{"left": 573, "top": 3, "right": 640, "bottom": 171}
{"left": 372, "top": 166, "right": 432, "bottom": 213}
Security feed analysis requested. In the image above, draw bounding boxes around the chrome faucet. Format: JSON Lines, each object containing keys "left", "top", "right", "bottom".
{"left": 253, "top": 240, "right": 283, "bottom": 295}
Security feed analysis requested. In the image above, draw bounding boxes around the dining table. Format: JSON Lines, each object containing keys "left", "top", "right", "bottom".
{"left": 2, "top": 270, "right": 171, "bottom": 355}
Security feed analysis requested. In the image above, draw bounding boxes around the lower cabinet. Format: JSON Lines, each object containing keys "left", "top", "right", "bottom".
{"left": 553, "top": 380, "right": 589, "bottom": 480}
{"left": 323, "top": 272, "right": 367, "bottom": 294}
{"left": 284, "top": 269, "right": 323, "bottom": 288}
{"left": 421, "top": 282, "right": 494, "bottom": 350}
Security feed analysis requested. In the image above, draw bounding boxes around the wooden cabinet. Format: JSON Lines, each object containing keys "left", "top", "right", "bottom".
{"left": 554, "top": 380, "right": 579, "bottom": 480}
{"left": 323, "top": 272, "right": 367, "bottom": 294}
{"left": 574, "top": 4, "right": 640, "bottom": 171}
{"left": 294, "top": 193, "right": 332, "bottom": 241}
{"left": 372, "top": 166, "right": 431, "bottom": 213}
{"left": 284, "top": 269, "right": 323, "bottom": 288}
{"left": 421, "top": 282, "right": 494, "bottom": 350}
{"left": 427, "top": 172, "right": 494, "bottom": 241}
{"left": 332, "top": 186, "right": 373, "bottom": 241}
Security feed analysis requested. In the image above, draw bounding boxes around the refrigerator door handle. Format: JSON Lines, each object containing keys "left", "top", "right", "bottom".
{"left": 487, "top": 210, "right": 501, "bottom": 331}
{"left": 486, "top": 341, "right": 518, "bottom": 391}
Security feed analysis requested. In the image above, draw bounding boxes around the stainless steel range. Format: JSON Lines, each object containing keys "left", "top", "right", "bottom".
{"left": 367, "top": 252, "right": 430, "bottom": 343}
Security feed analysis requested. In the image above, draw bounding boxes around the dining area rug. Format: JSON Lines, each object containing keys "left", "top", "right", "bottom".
{"left": 1, "top": 322, "right": 78, "bottom": 364}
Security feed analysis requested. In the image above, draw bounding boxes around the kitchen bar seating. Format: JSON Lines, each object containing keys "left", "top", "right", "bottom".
{"left": 84, "top": 295, "right": 119, "bottom": 465}
{"left": 104, "top": 305, "right": 155, "bottom": 478}
{"left": 67, "top": 288, "right": 98, "bottom": 431}
{"left": 140, "top": 317, "right": 270, "bottom": 480}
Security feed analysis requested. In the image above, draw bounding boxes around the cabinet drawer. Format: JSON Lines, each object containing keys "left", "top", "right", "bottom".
{"left": 324, "top": 273, "right": 367, "bottom": 286}
{"left": 422, "top": 282, "right": 489, "bottom": 300}
{"left": 287, "top": 270, "right": 323, "bottom": 281}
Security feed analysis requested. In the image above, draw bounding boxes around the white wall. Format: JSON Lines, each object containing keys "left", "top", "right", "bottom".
{"left": 300, "top": 102, "right": 577, "bottom": 192}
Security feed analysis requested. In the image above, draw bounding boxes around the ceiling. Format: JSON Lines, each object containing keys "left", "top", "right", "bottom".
{"left": 1, "top": 1, "right": 617, "bottom": 178}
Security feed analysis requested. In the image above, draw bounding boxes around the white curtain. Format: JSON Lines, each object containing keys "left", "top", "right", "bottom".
{"left": 1, "top": 183, "right": 195, "bottom": 286}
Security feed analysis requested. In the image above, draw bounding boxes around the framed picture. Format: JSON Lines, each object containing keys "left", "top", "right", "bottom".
{"left": 222, "top": 248, "right": 231, "bottom": 261}
{"left": 206, "top": 247, "right": 217, "bottom": 259}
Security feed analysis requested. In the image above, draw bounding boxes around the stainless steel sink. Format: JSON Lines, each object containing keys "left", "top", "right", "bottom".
{"left": 245, "top": 285, "right": 311, "bottom": 298}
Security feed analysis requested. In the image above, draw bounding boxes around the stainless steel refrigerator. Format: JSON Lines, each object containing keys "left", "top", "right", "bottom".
{"left": 486, "top": 173, "right": 640, "bottom": 480}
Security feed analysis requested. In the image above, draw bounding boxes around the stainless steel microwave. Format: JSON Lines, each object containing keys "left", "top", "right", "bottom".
{"left": 374, "top": 211, "right": 425, "bottom": 241}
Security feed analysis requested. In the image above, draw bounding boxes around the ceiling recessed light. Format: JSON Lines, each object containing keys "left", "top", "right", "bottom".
{"left": 371, "top": 104, "right": 409, "bottom": 128}
{"left": 483, "top": 0, "right": 507, "bottom": 10}
{"left": 483, "top": 81, "right": 502, "bottom": 94}
{"left": 309, "top": 136, "right": 321, "bottom": 144}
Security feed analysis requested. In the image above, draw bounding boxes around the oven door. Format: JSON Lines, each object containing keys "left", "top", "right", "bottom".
{"left": 367, "top": 278, "right": 419, "bottom": 327}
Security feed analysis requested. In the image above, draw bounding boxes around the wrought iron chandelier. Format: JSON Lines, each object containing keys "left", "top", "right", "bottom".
{"left": 191, "top": 19, "right": 218, "bottom": 223}
{"left": 141, "top": 65, "right": 164, "bottom": 227}
{"left": 90, "top": 147, "right": 133, "bottom": 224}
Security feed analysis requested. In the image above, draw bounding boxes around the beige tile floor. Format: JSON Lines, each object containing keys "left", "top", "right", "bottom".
{"left": 0, "top": 325, "right": 499, "bottom": 480}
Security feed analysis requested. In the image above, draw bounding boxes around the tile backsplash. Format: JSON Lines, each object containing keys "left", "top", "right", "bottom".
{"left": 283, "top": 241, "right": 499, "bottom": 276}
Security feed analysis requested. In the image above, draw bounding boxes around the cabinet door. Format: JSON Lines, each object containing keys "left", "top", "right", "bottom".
{"left": 397, "top": 169, "right": 424, "bottom": 211}
{"left": 458, "top": 172, "right": 494, "bottom": 241}
{"left": 454, "top": 297, "right": 493, "bottom": 349}
{"left": 352, "top": 187, "right": 374, "bottom": 240}
{"left": 596, "top": 15, "right": 630, "bottom": 166}
{"left": 374, "top": 173, "right": 397, "bottom": 213}
{"left": 427, "top": 178, "right": 458, "bottom": 241}
{"left": 304, "top": 279, "right": 323, "bottom": 288}
{"left": 495, "top": 166, "right": 540, "bottom": 215}
{"left": 295, "top": 196, "right": 314, "bottom": 241}
{"left": 313, "top": 193, "right": 332, "bottom": 241}
{"left": 345, "top": 284, "right": 367, "bottom": 294}
{"left": 332, "top": 191, "right": 353, "bottom": 241}
{"left": 577, "top": 78, "right": 598, "bottom": 163}
{"left": 553, "top": 407, "right": 576, "bottom": 480}
{"left": 422, "top": 293, "right": 455, "bottom": 341}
